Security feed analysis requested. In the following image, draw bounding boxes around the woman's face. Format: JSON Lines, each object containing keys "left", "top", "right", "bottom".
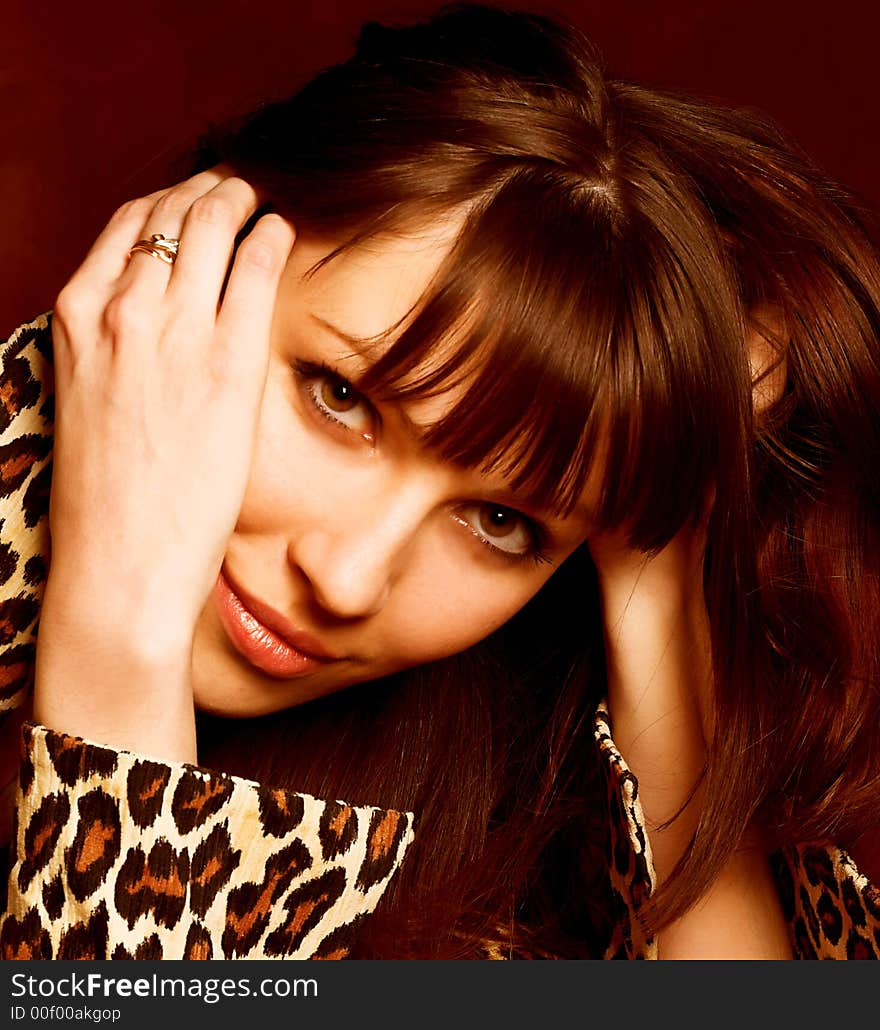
{"left": 190, "top": 224, "right": 593, "bottom": 716}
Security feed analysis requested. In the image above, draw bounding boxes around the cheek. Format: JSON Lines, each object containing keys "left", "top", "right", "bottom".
{"left": 375, "top": 568, "right": 547, "bottom": 669}
{"left": 231, "top": 360, "right": 560, "bottom": 670}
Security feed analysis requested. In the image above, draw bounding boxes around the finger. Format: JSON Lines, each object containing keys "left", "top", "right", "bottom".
{"left": 116, "top": 170, "right": 239, "bottom": 301}
{"left": 214, "top": 213, "right": 296, "bottom": 383}
{"left": 64, "top": 170, "right": 227, "bottom": 301}
{"left": 163, "top": 176, "right": 262, "bottom": 319}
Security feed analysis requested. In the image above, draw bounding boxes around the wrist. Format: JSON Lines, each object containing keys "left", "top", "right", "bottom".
{"left": 40, "top": 567, "right": 197, "bottom": 668}
{"left": 34, "top": 587, "right": 198, "bottom": 763}
{"left": 33, "top": 649, "right": 197, "bottom": 764}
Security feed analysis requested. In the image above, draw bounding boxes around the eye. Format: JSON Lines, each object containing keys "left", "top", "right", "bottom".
{"left": 454, "top": 503, "right": 551, "bottom": 565}
{"left": 294, "top": 360, "right": 376, "bottom": 439}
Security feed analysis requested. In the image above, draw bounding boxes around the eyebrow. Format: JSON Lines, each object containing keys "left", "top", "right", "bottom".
{"left": 309, "top": 313, "right": 383, "bottom": 356}
{"left": 309, "top": 311, "right": 430, "bottom": 435}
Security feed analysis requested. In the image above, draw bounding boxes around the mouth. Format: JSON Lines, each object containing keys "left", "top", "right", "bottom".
{"left": 213, "top": 567, "right": 339, "bottom": 679}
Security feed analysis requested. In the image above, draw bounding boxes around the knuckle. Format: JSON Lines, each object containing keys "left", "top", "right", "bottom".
{"left": 190, "top": 193, "right": 235, "bottom": 226}
{"left": 219, "top": 174, "right": 252, "bottom": 196}
{"left": 53, "top": 285, "right": 84, "bottom": 327}
{"left": 222, "top": 176, "right": 260, "bottom": 209}
{"left": 153, "top": 186, "right": 196, "bottom": 219}
{"left": 103, "top": 291, "right": 150, "bottom": 338}
{"left": 111, "top": 196, "right": 152, "bottom": 224}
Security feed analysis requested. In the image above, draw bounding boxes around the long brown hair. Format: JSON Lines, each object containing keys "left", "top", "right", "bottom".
{"left": 192, "top": 4, "right": 880, "bottom": 953}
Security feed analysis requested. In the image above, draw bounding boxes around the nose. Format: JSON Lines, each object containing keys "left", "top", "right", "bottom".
{"left": 286, "top": 479, "right": 435, "bottom": 620}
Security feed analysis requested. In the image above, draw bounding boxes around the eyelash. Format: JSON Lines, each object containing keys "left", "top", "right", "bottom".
{"left": 292, "top": 359, "right": 553, "bottom": 568}
{"left": 454, "top": 510, "right": 554, "bottom": 568}
{"left": 293, "top": 359, "right": 377, "bottom": 438}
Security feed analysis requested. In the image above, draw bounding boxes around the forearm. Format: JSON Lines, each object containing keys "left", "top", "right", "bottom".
{"left": 598, "top": 542, "right": 792, "bottom": 958}
{"left": 33, "top": 574, "right": 197, "bottom": 763}
{"left": 608, "top": 618, "right": 791, "bottom": 957}
{"left": 601, "top": 556, "right": 713, "bottom": 877}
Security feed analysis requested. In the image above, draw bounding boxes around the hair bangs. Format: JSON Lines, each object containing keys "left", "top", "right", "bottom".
{"left": 356, "top": 166, "right": 742, "bottom": 538}
{"left": 352, "top": 169, "right": 629, "bottom": 517}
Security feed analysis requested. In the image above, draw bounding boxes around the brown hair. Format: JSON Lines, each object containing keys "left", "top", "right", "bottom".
{"left": 193, "top": 4, "right": 880, "bottom": 953}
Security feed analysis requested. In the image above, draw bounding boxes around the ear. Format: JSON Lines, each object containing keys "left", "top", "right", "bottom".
{"left": 746, "top": 303, "right": 788, "bottom": 417}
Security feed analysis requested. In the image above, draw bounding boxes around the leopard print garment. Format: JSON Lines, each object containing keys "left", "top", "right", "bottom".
{"left": 0, "top": 315, "right": 52, "bottom": 722}
{"left": 594, "top": 704, "right": 657, "bottom": 959}
{"left": 2, "top": 721, "right": 413, "bottom": 959}
{"left": 1, "top": 315, "right": 878, "bottom": 959}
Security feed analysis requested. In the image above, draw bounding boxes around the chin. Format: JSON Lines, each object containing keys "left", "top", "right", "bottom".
{"left": 191, "top": 666, "right": 360, "bottom": 720}
{"left": 190, "top": 670, "right": 299, "bottom": 719}
{"left": 193, "top": 690, "right": 280, "bottom": 720}
{"left": 191, "top": 619, "right": 395, "bottom": 718}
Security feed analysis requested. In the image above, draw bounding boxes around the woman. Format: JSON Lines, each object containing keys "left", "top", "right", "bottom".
{"left": 1, "top": 4, "right": 878, "bottom": 959}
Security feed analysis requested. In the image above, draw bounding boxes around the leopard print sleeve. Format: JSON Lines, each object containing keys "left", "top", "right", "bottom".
{"left": 0, "top": 315, "right": 414, "bottom": 959}
{"left": 593, "top": 701, "right": 880, "bottom": 959}
{"left": 0, "top": 314, "right": 54, "bottom": 723}
{"left": 592, "top": 702, "right": 657, "bottom": 959}
{"left": 1, "top": 721, "right": 414, "bottom": 959}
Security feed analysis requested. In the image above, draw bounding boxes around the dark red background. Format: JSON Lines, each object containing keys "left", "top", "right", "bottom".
{"left": 2, "top": 0, "right": 878, "bottom": 332}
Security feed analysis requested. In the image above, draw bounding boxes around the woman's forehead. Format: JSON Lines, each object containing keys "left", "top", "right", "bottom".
{"left": 275, "top": 218, "right": 491, "bottom": 410}
{"left": 278, "top": 220, "right": 466, "bottom": 344}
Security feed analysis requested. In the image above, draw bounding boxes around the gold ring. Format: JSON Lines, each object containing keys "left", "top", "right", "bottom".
{"left": 129, "top": 233, "right": 180, "bottom": 266}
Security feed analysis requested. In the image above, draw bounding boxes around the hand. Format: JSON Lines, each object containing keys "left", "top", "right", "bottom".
{"left": 34, "top": 171, "right": 295, "bottom": 760}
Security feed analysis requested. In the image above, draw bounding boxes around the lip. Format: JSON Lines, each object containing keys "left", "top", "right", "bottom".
{"left": 214, "top": 566, "right": 339, "bottom": 679}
